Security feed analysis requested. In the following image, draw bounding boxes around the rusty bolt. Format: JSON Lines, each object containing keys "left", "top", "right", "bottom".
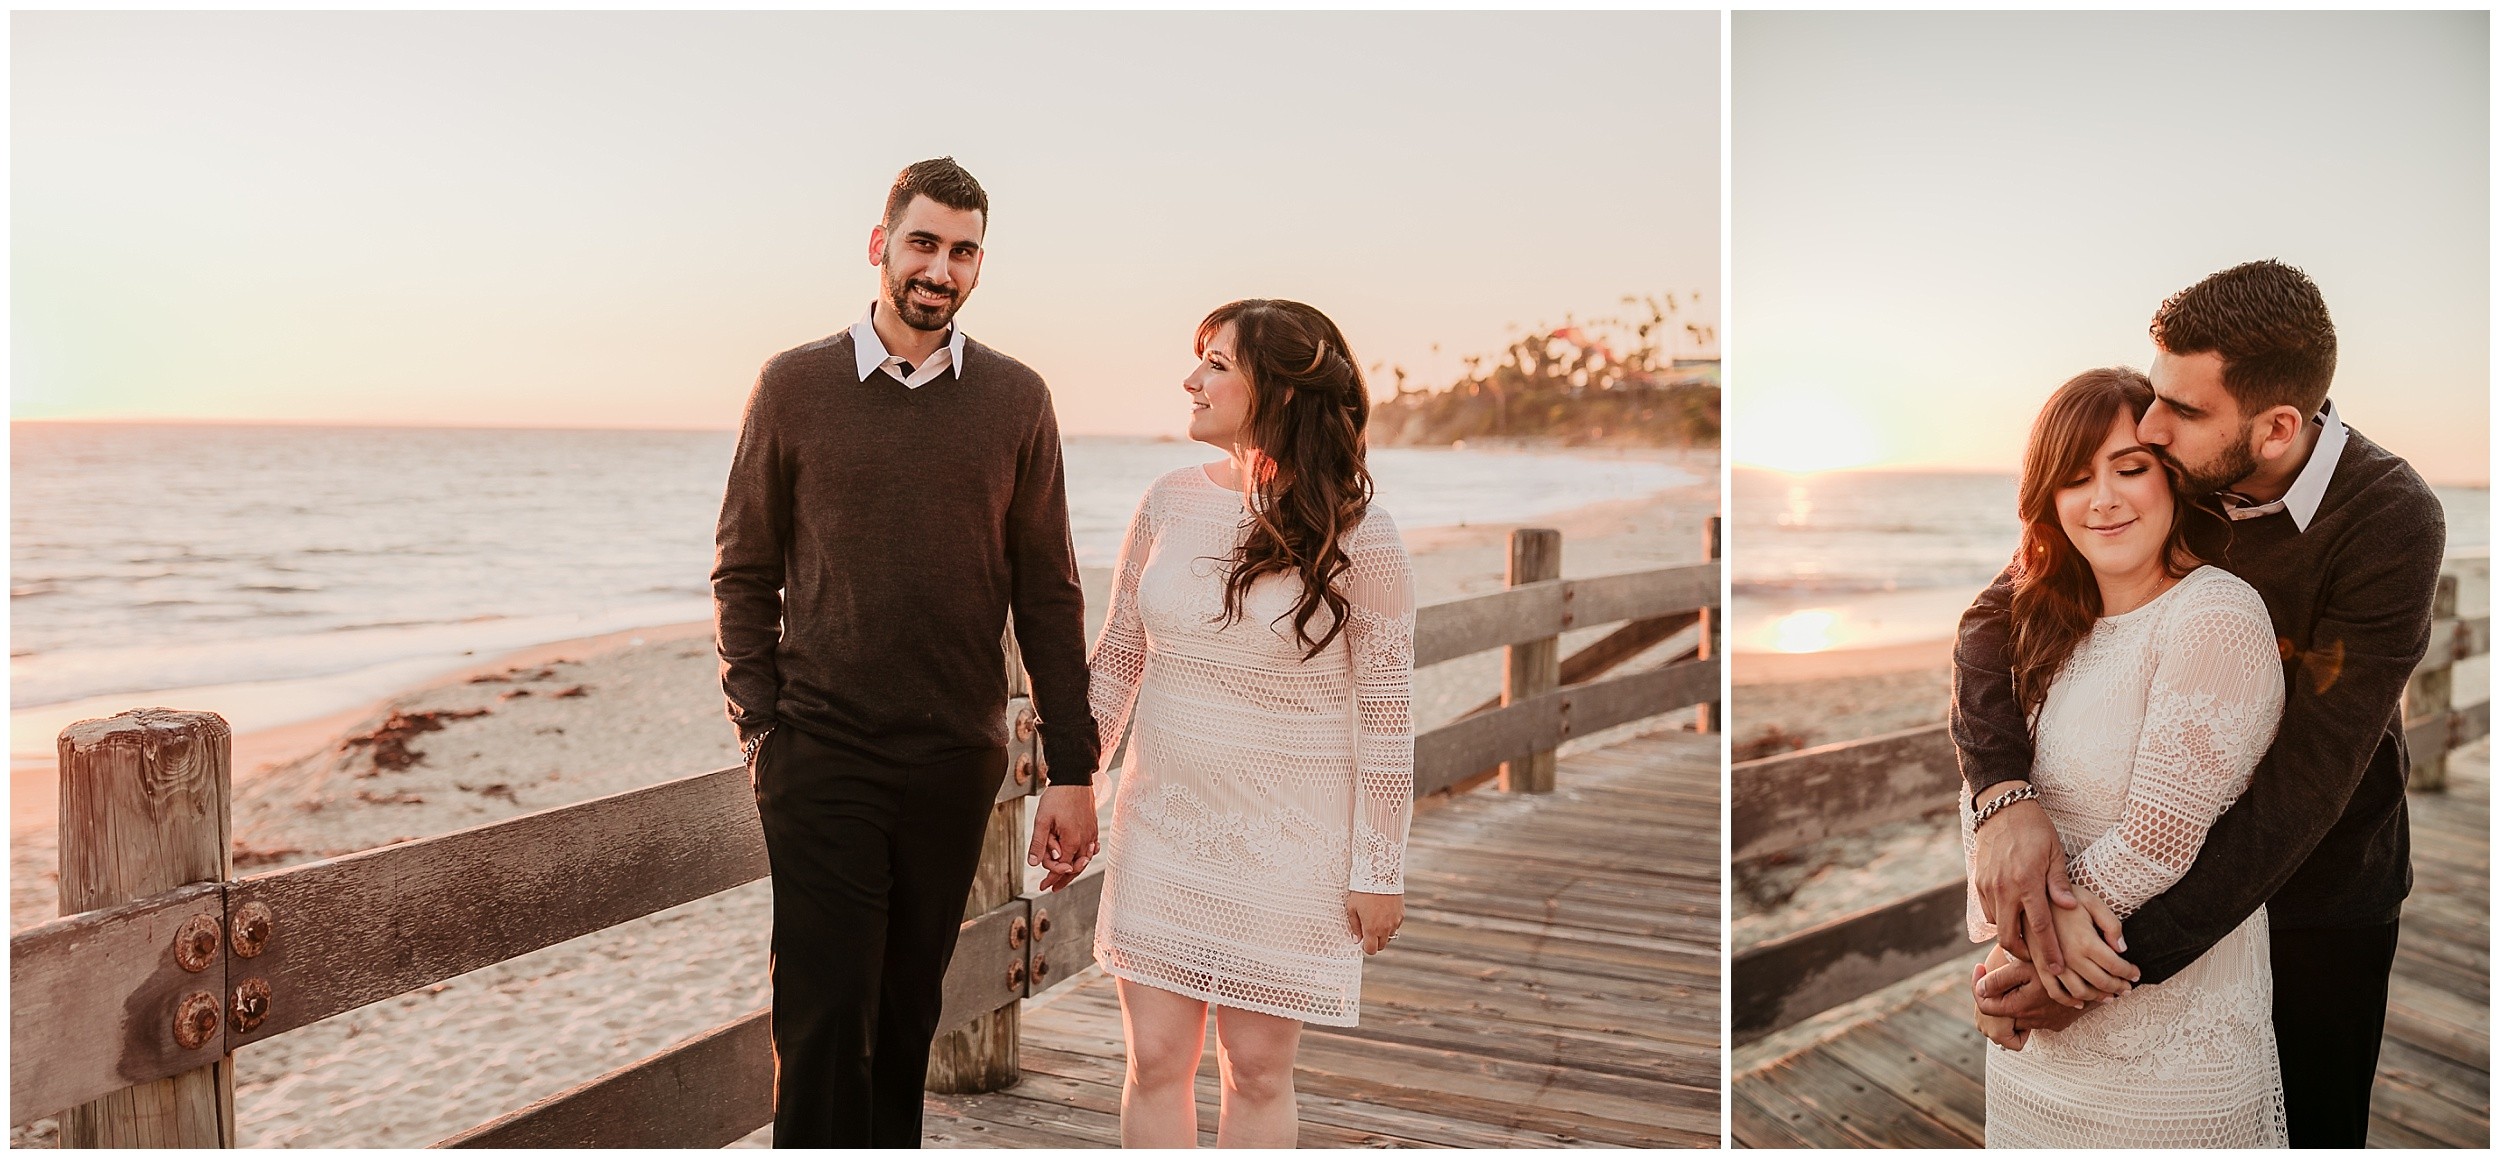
{"left": 1032, "top": 955, "right": 1050, "bottom": 984}
{"left": 230, "top": 977, "right": 272, "bottom": 1033}
{"left": 231, "top": 901, "right": 275, "bottom": 958}
{"left": 1007, "top": 960, "right": 1028, "bottom": 991}
{"left": 173, "top": 991, "right": 220, "bottom": 1050}
{"left": 1009, "top": 916, "right": 1029, "bottom": 949}
{"left": 1034, "top": 909, "right": 1052, "bottom": 938}
{"left": 173, "top": 913, "right": 221, "bottom": 973}
{"left": 1012, "top": 756, "right": 1033, "bottom": 786}
{"left": 1014, "top": 710, "right": 1038, "bottom": 741}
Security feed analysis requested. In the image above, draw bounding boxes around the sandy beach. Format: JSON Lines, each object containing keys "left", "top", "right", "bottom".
{"left": 10, "top": 453, "right": 1719, "bottom": 1149}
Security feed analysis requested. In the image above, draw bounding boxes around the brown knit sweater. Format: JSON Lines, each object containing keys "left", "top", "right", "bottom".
{"left": 712, "top": 331, "right": 1101, "bottom": 785}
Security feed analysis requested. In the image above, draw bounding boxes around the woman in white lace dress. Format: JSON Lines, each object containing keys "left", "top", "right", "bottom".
{"left": 1082, "top": 299, "right": 1414, "bottom": 1148}
{"left": 1962, "top": 367, "right": 2288, "bottom": 1147}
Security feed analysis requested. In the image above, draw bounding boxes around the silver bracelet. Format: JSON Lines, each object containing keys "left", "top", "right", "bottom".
{"left": 1971, "top": 785, "right": 2039, "bottom": 834}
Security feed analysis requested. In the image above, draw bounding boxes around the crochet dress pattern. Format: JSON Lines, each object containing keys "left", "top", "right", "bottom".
{"left": 1086, "top": 465, "right": 1416, "bottom": 1026}
{"left": 1962, "top": 565, "right": 2289, "bottom": 1147}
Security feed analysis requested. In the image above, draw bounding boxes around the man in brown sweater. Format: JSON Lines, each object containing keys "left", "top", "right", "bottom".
{"left": 1957, "top": 261, "right": 2444, "bottom": 1146}
{"left": 713, "top": 158, "right": 1102, "bottom": 1148}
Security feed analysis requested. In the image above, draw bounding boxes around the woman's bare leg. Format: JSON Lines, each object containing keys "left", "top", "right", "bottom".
{"left": 1210, "top": 1005, "right": 1303, "bottom": 1148}
{"left": 1117, "top": 978, "right": 1210, "bottom": 1147}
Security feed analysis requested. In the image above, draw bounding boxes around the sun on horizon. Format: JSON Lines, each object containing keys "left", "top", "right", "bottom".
{"left": 1729, "top": 385, "right": 1884, "bottom": 475}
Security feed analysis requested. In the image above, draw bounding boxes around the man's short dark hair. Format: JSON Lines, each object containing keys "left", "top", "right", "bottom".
{"left": 882, "top": 157, "right": 988, "bottom": 232}
{"left": 2149, "top": 259, "right": 2337, "bottom": 419}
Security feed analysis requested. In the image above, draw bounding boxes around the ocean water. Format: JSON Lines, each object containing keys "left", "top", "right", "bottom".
{"left": 10, "top": 424, "right": 1697, "bottom": 752}
{"left": 1732, "top": 467, "right": 2490, "bottom": 654}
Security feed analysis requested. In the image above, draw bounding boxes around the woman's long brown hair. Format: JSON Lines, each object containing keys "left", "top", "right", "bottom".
{"left": 2008, "top": 367, "right": 2206, "bottom": 716}
{"left": 1197, "top": 299, "right": 1374, "bottom": 660}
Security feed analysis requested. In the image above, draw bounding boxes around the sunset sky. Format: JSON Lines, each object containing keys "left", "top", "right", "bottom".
{"left": 1731, "top": 11, "right": 2488, "bottom": 485}
{"left": 13, "top": 11, "right": 1720, "bottom": 438}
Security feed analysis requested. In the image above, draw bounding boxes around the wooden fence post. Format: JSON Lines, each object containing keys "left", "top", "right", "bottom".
{"left": 927, "top": 633, "right": 1028, "bottom": 1095}
{"left": 1699, "top": 515, "right": 1722, "bottom": 735}
{"left": 2408, "top": 572, "right": 2461, "bottom": 791}
{"left": 56, "top": 709, "right": 236, "bottom": 1148}
{"left": 1500, "top": 528, "right": 1563, "bottom": 794}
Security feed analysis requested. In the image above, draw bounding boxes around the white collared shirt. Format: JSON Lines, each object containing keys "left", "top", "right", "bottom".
{"left": 2217, "top": 399, "right": 2347, "bottom": 532}
{"left": 849, "top": 302, "right": 967, "bottom": 389}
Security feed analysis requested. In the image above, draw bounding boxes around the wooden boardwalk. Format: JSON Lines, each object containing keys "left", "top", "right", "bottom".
{"left": 1733, "top": 740, "right": 2490, "bottom": 1148}
{"left": 921, "top": 730, "right": 1723, "bottom": 1148}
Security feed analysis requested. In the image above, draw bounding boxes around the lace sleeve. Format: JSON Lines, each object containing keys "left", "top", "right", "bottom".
{"left": 1085, "top": 485, "right": 1157, "bottom": 780}
{"left": 2069, "top": 576, "right": 2286, "bottom": 917}
{"left": 1343, "top": 508, "right": 1416, "bottom": 894}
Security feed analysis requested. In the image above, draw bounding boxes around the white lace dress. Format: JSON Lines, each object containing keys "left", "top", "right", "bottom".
{"left": 1961, "top": 565, "right": 2289, "bottom": 1147}
{"left": 1085, "top": 465, "right": 1415, "bottom": 1026}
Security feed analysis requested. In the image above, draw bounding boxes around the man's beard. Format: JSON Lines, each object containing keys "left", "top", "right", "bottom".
{"left": 2163, "top": 418, "right": 2262, "bottom": 496}
{"left": 882, "top": 264, "right": 962, "bottom": 333}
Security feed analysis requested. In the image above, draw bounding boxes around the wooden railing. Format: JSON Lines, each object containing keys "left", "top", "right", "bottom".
{"left": 12, "top": 519, "right": 1721, "bottom": 1146}
{"left": 1728, "top": 552, "right": 2491, "bottom": 1046}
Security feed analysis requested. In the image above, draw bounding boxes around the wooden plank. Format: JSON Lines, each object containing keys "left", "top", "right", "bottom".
{"left": 2420, "top": 615, "right": 2493, "bottom": 672}
{"left": 2386, "top": 973, "right": 2490, "bottom": 1071}
{"left": 2370, "top": 1109, "right": 2450, "bottom": 1149}
{"left": 1026, "top": 866, "right": 1105, "bottom": 999}
{"left": 1730, "top": 722, "right": 1959, "bottom": 863}
{"left": 2408, "top": 703, "right": 2492, "bottom": 770}
{"left": 1568, "top": 658, "right": 1719, "bottom": 737}
{"left": 1413, "top": 659, "right": 1718, "bottom": 796}
{"left": 1416, "top": 695, "right": 1560, "bottom": 797}
{"left": 1413, "top": 564, "right": 1719, "bottom": 668}
{"left": 2374, "top": 1037, "right": 2491, "bottom": 1130}
{"left": 1732, "top": 1083, "right": 1837, "bottom": 1149}
{"left": 438, "top": 898, "right": 1027, "bottom": 1148}
{"left": 1733, "top": 1068, "right": 1868, "bottom": 1149}
{"left": 54, "top": 708, "right": 235, "bottom": 1147}
{"left": 9, "top": 883, "right": 228, "bottom": 1125}
{"left": 438, "top": 1010, "right": 771, "bottom": 1148}
{"left": 222, "top": 765, "right": 767, "bottom": 1045}
{"left": 935, "top": 897, "right": 1033, "bottom": 1041}
{"left": 1754, "top": 1048, "right": 1971, "bottom": 1148}
{"left": 1015, "top": 1041, "right": 1571, "bottom": 1148}
{"left": 2371, "top": 1070, "right": 2489, "bottom": 1149}
{"left": 1500, "top": 528, "right": 1562, "bottom": 794}
{"left": 1819, "top": 1020, "right": 1987, "bottom": 1142}
{"left": 995, "top": 698, "right": 1042, "bottom": 803}
{"left": 1562, "top": 614, "right": 1700, "bottom": 686}
{"left": 1567, "top": 562, "right": 1720, "bottom": 630}
{"left": 1731, "top": 881, "right": 1969, "bottom": 1045}
{"left": 1893, "top": 991, "right": 1990, "bottom": 1085}
{"left": 1416, "top": 582, "right": 1563, "bottom": 668}
{"left": 929, "top": 792, "right": 1028, "bottom": 1093}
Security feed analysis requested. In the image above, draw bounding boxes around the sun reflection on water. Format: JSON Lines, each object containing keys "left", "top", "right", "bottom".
{"left": 1771, "top": 609, "right": 1840, "bottom": 653}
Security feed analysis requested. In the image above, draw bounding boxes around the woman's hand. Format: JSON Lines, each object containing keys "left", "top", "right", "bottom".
{"left": 2036, "top": 880, "right": 2137, "bottom": 1007}
{"left": 1347, "top": 891, "right": 1404, "bottom": 955}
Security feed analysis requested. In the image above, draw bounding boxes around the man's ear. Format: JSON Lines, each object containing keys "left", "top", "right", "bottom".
{"left": 2256, "top": 405, "right": 2307, "bottom": 462}
{"left": 867, "top": 225, "right": 888, "bottom": 267}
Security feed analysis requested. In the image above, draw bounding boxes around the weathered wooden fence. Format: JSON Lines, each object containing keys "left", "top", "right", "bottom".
{"left": 1729, "top": 552, "right": 2491, "bottom": 1046}
{"left": 13, "top": 520, "right": 1720, "bottom": 1147}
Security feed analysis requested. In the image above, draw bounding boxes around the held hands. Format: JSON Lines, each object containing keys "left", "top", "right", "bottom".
{"left": 1028, "top": 784, "right": 1099, "bottom": 892}
{"left": 1348, "top": 891, "right": 1404, "bottom": 955}
{"left": 1970, "top": 783, "right": 2079, "bottom": 973}
{"left": 1973, "top": 882, "right": 2131, "bottom": 1036}
{"left": 2033, "top": 881, "right": 2135, "bottom": 1008}
{"left": 1973, "top": 951, "right": 2026, "bottom": 1051}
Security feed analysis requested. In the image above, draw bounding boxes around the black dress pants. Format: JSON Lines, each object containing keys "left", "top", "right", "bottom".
{"left": 2270, "top": 920, "right": 2401, "bottom": 1148}
{"left": 753, "top": 725, "right": 1008, "bottom": 1148}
